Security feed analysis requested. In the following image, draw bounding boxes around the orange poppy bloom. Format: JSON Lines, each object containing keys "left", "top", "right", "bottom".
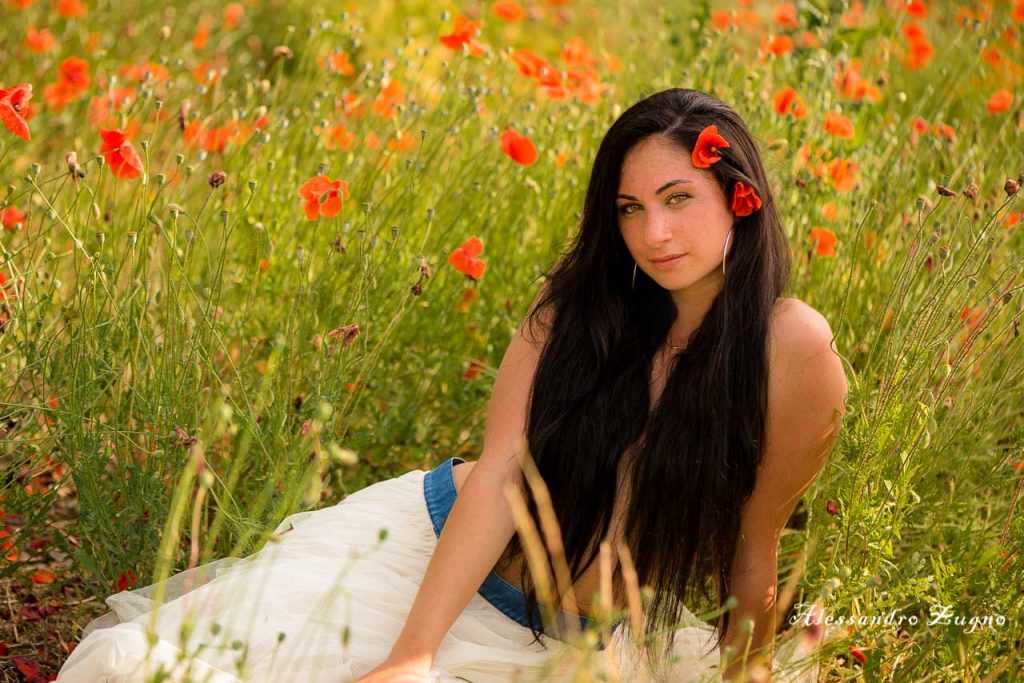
{"left": 387, "top": 129, "right": 417, "bottom": 151}
{"left": 773, "top": 3, "right": 799, "bottom": 28}
{"left": 223, "top": 2, "right": 245, "bottom": 30}
{"left": 1, "top": 529, "right": 19, "bottom": 563}
{"left": 987, "top": 90, "right": 1013, "bottom": 114}
{"left": 298, "top": 175, "right": 350, "bottom": 220}
{"left": 326, "top": 51, "right": 355, "bottom": 76}
{"left": 56, "top": 0, "right": 87, "bottom": 18}
{"left": 732, "top": 181, "right": 762, "bottom": 216}
{"left": 499, "top": 129, "right": 537, "bottom": 165}
{"left": 0, "top": 83, "right": 32, "bottom": 141}
{"left": 827, "top": 158, "right": 857, "bottom": 192}
{"left": 448, "top": 236, "right": 487, "bottom": 280}
{"left": 691, "top": 124, "right": 729, "bottom": 168}
{"left": 99, "top": 128, "right": 144, "bottom": 179}
{"left": 903, "top": 0, "right": 927, "bottom": 18}
{"left": 42, "top": 56, "right": 90, "bottom": 109}
{"left": 200, "top": 125, "right": 235, "bottom": 153}
{"left": 31, "top": 569, "right": 57, "bottom": 584}
{"left": 120, "top": 61, "right": 170, "bottom": 83}
{"left": 439, "top": 14, "right": 487, "bottom": 57}
{"left": 193, "top": 18, "right": 210, "bottom": 50}
{"left": 464, "top": 358, "right": 485, "bottom": 380}
{"left": 2, "top": 206, "right": 26, "bottom": 230}
{"left": 492, "top": 0, "right": 525, "bottom": 21}
{"left": 116, "top": 569, "right": 138, "bottom": 591}
{"left": 809, "top": 227, "right": 838, "bottom": 257}
{"left": 772, "top": 86, "right": 807, "bottom": 117}
{"left": 561, "top": 36, "right": 595, "bottom": 68}
{"left": 711, "top": 10, "right": 731, "bottom": 31}
{"left": 824, "top": 111, "right": 855, "bottom": 138}
{"left": 763, "top": 34, "right": 794, "bottom": 58}
{"left": 323, "top": 122, "right": 356, "bottom": 150}
{"left": 25, "top": 26, "right": 57, "bottom": 53}
{"left": 508, "top": 49, "right": 555, "bottom": 82}
{"left": 933, "top": 122, "right": 955, "bottom": 141}
{"left": 371, "top": 79, "right": 405, "bottom": 119}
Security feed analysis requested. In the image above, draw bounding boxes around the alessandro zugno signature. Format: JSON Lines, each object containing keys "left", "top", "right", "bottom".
{"left": 789, "top": 602, "right": 1008, "bottom": 634}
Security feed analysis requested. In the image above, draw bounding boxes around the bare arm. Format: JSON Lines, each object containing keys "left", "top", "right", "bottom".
{"left": 720, "top": 301, "right": 848, "bottom": 681}
{"left": 382, "top": 287, "right": 553, "bottom": 666}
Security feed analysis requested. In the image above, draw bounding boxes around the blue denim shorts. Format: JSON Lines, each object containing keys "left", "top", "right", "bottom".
{"left": 423, "top": 456, "right": 617, "bottom": 648}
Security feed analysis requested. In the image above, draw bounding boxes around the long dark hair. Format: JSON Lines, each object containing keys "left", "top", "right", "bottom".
{"left": 503, "top": 87, "right": 792, "bottom": 663}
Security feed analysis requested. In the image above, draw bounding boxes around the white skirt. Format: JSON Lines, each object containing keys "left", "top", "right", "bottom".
{"left": 55, "top": 467, "right": 822, "bottom": 682}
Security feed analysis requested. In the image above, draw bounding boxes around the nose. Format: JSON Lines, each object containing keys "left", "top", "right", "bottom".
{"left": 641, "top": 209, "right": 673, "bottom": 248}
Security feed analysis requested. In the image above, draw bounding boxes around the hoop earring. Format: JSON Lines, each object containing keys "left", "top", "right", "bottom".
{"left": 631, "top": 261, "right": 637, "bottom": 290}
{"left": 721, "top": 229, "right": 733, "bottom": 276}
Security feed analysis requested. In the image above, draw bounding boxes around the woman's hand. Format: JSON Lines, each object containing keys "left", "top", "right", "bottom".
{"left": 355, "top": 655, "right": 434, "bottom": 683}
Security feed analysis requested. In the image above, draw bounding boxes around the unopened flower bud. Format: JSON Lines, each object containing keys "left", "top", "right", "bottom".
{"left": 1005, "top": 179, "right": 1020, "bottom": 197}
{"left": 209, "top": 169, "right": 227, "bottom": 188}
{"left": 963, "top": 182, "right": 978, "bottom": 199}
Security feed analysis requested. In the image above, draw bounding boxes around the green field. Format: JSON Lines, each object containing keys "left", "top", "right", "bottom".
{"left": 1, "top": 0, "right": 1023, "bottom": 679}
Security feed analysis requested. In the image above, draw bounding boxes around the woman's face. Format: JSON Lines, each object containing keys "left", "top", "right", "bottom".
{"left": 616, "top": 135, "right": 734, "bottom": 301}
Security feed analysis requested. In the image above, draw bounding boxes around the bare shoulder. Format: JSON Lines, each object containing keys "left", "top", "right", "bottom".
{"left": 730, "top": 297, "right": 849, "bottom": 570}
{"left": 768, "top": 297, "right": 839, "bottom": 358}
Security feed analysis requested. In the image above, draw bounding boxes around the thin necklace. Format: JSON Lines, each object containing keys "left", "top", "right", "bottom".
{"left": 667, "top": 336, "right": 689, "bottom": 352}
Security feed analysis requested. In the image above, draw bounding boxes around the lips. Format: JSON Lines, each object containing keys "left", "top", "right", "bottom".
{"left": 651, "top": 253, "right": 684, "bottom": 263}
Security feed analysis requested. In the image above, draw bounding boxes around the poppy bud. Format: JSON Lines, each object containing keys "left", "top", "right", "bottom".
{"left": 826, "top": 499, "right": 839, "bottom": 516}
{"left": 1005, "top": 178, "right": 1020, "bottom": 197}
{"left": 272, "top": 45, "right": 293, "bottom": 61}
{"left": 209, "top": 169, "right": 227, "bottom": 188}
{"left": 411, "top": 282, "right": 423, "bottom": 296}
{"left": 936, "top": 184, "right": 956, "bottom": 197}
{"left": 963, "top": 182, "right": 978, "bottom": 199}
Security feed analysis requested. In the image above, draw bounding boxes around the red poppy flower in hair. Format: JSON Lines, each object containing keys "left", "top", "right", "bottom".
{"left": 732, "top": 180, "right": 762, "bottom": 216}
{"left": 691, "top": 124, "right": 730, "bottom": 168}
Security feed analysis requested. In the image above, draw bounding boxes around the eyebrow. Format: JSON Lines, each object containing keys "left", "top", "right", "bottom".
{"left": 616, "top": 178, "right": 694, "bottom": 201}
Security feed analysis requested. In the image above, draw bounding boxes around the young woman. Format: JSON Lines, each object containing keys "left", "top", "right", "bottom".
{"left": 57, "top": 88, "right": 847, "bottom": 683}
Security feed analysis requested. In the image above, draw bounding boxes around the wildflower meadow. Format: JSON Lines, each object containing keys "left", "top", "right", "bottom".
{"left": 1, "top": 0, "right": 1023, "bottom": 680}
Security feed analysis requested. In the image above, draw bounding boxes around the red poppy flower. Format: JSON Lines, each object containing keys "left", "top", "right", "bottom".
{"left": 492, "top": 1, "right": 525, "bottom": 22}
{"left": 448, "top": 236, "right": 487, "bottom": 280}
{"left": 0, "top": 83, "right": 33, "bottom": 141}
{"left": 25, "top": 26, "right": 57, "bottom": 53}
{"left": 116, "top": 569, "right": 137, "bottom": 591}
{"left": 0, "top": 270, "right": 14, "bottom": 301}
{"left": 298, "top": 175, "right": 349, "bottom": 220}
{"left": 848, "top": 645, "right": 867, "bottom": 665}
{"left": 808, "top": 227, "right": 838, "bottom": 257}
{"left": 56, "top": 0, "right": 87, "bottom": 18}
{"left": 732, "top": 181, "right": 762, "bottom": 216}
{"left": 772, "top": 86, "right": 806, "bottom": 118}
{"left": 439, "top": 14, "right": 487, "bottom": 57}
{"left": 987, "top": 90, "right": 1013, "bottom": 114}
{"left": 2, "top": 206, "right": 26, "bottom": 230}
{"left": 223, "top": 2, "right": 245, "bottom": 30}
{"left": 824, "top": 111, "right": 855, "bottom": 138}
{"left": 499, "top": 129, "right": 537, "bottom": 166}
{"left": 464, "top": 358, "right": 485, "bottom": 380}
{"left": 31, "top": 569, "right": 57, "bottom": 584}
{"left": 692, "top": 124, "right": 730, "bottom": 168}
{"left": 99, "top": 128, "right": 144, "bottom": 179}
